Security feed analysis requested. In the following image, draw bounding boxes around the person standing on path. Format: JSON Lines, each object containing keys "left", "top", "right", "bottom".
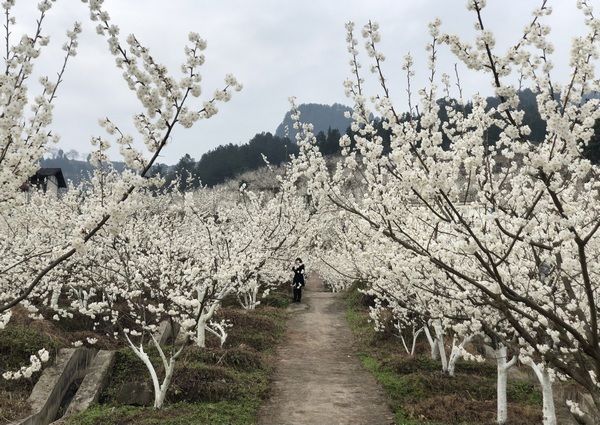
{"left": 291, "top": 258, "right": 306, "bottom": 303}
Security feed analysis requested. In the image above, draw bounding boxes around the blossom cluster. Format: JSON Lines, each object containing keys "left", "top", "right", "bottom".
{"left": 2, "top": 349, "right": 49, "bottom": 380}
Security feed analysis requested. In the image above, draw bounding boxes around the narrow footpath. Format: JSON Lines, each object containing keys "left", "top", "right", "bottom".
{"left": 257, "top": 274, "right": 395, "bottom": 425}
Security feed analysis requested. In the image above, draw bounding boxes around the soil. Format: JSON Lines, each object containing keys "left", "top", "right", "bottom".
{"left": 257, "top": 274, "right": 395, "bottom": 425}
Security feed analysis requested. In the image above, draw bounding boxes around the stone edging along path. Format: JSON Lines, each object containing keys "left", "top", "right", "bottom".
{"left": 257, "top": 274, "right": 395, "bottom": 425}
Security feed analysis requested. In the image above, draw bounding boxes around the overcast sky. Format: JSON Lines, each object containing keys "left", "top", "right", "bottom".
{"left": 13, "top": 1, "right": 590, "bottom": 165}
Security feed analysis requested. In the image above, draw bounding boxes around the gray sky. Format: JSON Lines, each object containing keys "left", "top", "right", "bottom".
{"left": 14, "top": 1, "right": 590, "bottom": 164}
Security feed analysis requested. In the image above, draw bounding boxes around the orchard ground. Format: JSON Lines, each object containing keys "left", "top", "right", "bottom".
{"left": 1, "top": 274, "right": 559, "bottom": 425}
{"left": 344, "top": 282, "right": 547, "bottom": 425}
{"left": 0, "top": 287, "right": 290, "bottom": 425}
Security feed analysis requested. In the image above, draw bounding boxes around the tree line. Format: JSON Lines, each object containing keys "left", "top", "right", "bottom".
{"left": 160, "top": 128, "right": 343, "bottom": 190}
{"left": 42, "top": 90, "right": 600, "bottom": 191}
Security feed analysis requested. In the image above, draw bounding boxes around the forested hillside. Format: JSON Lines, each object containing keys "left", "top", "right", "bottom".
{"left": 42, "top": 93, "right": 600, "bottom": 190}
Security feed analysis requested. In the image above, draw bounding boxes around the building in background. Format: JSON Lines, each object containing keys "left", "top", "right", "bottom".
{"left": 21, "top": 168, "right": 67, "bottom": 198}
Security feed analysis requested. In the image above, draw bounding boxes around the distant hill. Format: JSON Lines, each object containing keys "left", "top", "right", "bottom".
{"left": 275, "top": 103, "right": 352, "bottom": 141}
{"left": 43, "top": 90, "right": 600, "bottom": 191}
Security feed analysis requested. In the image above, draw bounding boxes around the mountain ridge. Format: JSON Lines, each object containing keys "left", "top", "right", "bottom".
{"left": 275, "top": 103, "right": 352, "bottom": 141}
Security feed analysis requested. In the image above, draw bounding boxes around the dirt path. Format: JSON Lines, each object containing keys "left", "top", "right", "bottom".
{"left": 257, "top": 274, "right": 395, "bottom": 425}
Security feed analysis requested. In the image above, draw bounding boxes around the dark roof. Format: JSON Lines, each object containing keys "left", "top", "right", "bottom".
{"left": 34, "top": 168, "right": 67, "bottom": 188}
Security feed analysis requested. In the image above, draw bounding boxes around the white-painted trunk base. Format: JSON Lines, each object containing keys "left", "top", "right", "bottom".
{"left": 524, "top": 359, "right": 557, "bottom": 425}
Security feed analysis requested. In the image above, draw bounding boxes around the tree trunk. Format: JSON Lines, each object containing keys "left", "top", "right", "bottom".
{"left": 525, "top": 359, "right": 557, "bottom": 425}
{"left": 541, "top": 372, "right": 556, "bottom": 425}
{"left": 495, "top": 345, "right": 515, "bottom": 425}
{"left": 238, "top": 280, "right": 260, "bottom": 310}
{"left": 155, "top": 359, "right": 175, "bottom": 409}
{"left": 206, "top": 322, "right": 228, "bottom": 347}
{"left": 497, "top": 362, "right": 508, "bottom": 424}
{"left": 448, "top": 339, "right": 460, "bottom": 377}
{"left": 448, "top": 335, "right": 473, "bottom": 377}
{"left": 250, "top": 285, "right": 259, "bottom": 310}
{"left": 400, "top": 332, "right": 410, "bottom": 355}
{"left": 196, "top": 320, "right": 206, "bottom": 348}
{"left": 127, "top": 340, "right": 162, "bottom": 409}
{"left": 433, "top": 322, "right": 448, "bottom": 372}
{"left": 424, "top": 326, "right": 439, "bottom": 360}
{"left": 411, "top": 327, "right": 424, "bottom": 356}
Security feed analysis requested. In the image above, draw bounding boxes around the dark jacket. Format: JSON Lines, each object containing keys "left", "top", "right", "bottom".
{"left": 292, "top": 264, "right": 305, "bottom": 286}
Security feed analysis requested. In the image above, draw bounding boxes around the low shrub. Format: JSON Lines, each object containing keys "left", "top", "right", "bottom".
{"left": 218, "top": 308, "right": 284, "bottom": 351}
{"left": 405, "top": 395, "right": 541, "bottom": 425}
{"left": 260, "top": 290, "right": 291, "bottom": 309}
{"left": 169, "top": 365, "right": 243, "bottom": 403}
{"left": 343, "top": 281, "right": 375, "bottom": 308}
{"left": 382, "top": 355, "right": 441, "bottom": 375}
{"left": 182, "top": 346, "right": 264, "bottom": 371}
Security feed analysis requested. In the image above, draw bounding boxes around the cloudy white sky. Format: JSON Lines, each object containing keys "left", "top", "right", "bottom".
{"left": 14, "top": 1, "right": 591, "bottom": 164}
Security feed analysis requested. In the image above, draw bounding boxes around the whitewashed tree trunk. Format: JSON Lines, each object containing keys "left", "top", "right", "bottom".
{"left": 433, "top": 321, "right": 448, "bottom": 372}
{"left": 447, "top": 335, "right": 473, "bottom": 376}
{"left": 523, "top": 358, "right": 557, "bottom": 425}
{"left": 424, "top": 325, "right": 439, "bottom": 360}
{"left": 196, "top": 286, "right": 232, "bottom": 348}
{"left": 411, "top": 326, "right": 424, "bottom": 356}
{"left": 206, "top": 321, "right": 228, "bottom": 347}
{"left": 448, "top": 336, "right": 459, "bottom": 376}
{"left": 238, "top": 281, "right": 260, "bottom": 310}
{"left": 133, "top": 343, "right": 161, "bottom": 407}
{"left": 154, "top": 357, "right": 175, "bottom": 409}
{"left": 196, "top": 319, "right": 207, "bottom": 348}
{"left": 399, "top": 324, "right": 424, "bottom": 357}
{"left": 398, "top": 322, "right": 410, "bottom": 355}
{"left": 82, "top": 290, "right": 89, "bottom": 310}
{"left": 125, "top": 333, "right": 185, "bottom": 409}
{"left": 400, "top": 333, "right": 410, "bottom": 355}
{"left": 540, "top": 373, "right": 557, "bottom": 425}
{"left": 495, "top": 345, "right": 517, "bottom": 424}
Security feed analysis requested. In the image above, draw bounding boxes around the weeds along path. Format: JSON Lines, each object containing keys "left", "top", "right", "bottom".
{"left": 257, "top": 274, "right": 394, "bottom": 425}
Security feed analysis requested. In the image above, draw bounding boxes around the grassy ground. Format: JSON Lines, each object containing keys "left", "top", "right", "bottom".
{"left": 0, "top": 287, "right": 290, "bottom": 425}
{"left": 344, "top": 284, "right": 543, "bottom": 425}
{"left": 63, "top": 289, "right": 290, "bottom": 425}
{"left": 65, "top": 402, "right": 260, "bottom": 425}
